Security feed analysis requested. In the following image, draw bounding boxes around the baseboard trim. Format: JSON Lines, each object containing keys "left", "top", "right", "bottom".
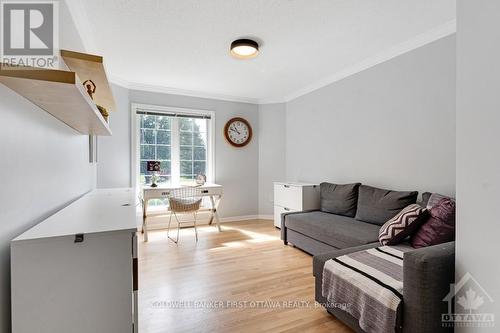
{"left": 142, "top": 214, "right": 273, "bottom": 231}
{"left": 220, "top": 214, "right": 272, "bottom": 222}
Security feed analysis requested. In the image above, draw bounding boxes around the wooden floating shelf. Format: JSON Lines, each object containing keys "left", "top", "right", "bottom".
{"left": 61, "top": 49, "right": 116, "bottom": 114}
{"left": 0, "top": 64, "right": 111, "bottom": 136}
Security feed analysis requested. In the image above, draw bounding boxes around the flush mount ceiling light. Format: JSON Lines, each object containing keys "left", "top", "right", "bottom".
{"left": 230, "top": 39, "right": 259, "bottom": 59}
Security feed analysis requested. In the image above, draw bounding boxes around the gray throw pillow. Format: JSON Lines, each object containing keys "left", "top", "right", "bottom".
{"left": 426, "top": 193, "right": 455, "bottom": 209}
{"left": 320, "top": 182, "right": 361, "bottom": 217}
{"left": 421, "top": 192, "right": 432, "bottom": 207}
{"left": 355, "top": 185, "right": 418, "bottom": 225}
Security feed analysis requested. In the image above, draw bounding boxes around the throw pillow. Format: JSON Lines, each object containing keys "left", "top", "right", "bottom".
{"left": 379, "top": 204, "right": 429, "bottom": 245}
{"left": 355, "top": 185, "right": 418, "bottom": 225}
{"left": 426, "top": 193, "right": 455, "bottom": 209}
{"left": 320, "top": 182, "right": 361, "bottom": 217}
{"left": 421, "top": 192, "right": 432, "bottom": 207}
{"left": 411, "top": 198, "right": 456, "bottom": 248}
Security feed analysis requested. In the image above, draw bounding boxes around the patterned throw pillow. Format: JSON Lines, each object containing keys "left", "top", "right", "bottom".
{"left": 379, "top": 204, "right": 429, "bottom": 245}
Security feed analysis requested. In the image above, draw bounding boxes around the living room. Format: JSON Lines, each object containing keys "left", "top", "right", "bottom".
{"left": 0, "top": 1, "right": 498, "bottom": 333}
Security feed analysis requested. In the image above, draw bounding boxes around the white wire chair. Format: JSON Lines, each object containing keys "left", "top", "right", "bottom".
{"left": 167, "top": 186, "right": 203, "bottom": 243}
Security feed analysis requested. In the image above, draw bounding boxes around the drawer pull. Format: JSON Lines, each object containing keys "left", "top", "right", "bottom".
{"left": 284, "top": 207, "right": 290, "bottom": 211}
{"left": 284, "top": 185, "right": 290, "bottom": 188}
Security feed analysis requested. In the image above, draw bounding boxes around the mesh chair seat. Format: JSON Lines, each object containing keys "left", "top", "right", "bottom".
{"left": 169, "top": 197, "right": 202, "bottom": 212}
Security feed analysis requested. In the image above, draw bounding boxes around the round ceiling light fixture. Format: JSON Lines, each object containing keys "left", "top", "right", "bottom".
{"left": 230, "top": 39, "right": 259, "bottom": 59}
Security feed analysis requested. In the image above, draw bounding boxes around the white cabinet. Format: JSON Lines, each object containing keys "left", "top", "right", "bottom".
{"left": 11, "top": 189, "right": 138, "bottom": 333}
{"left": 273, "top": 182, "right": 320, "bottom": 228}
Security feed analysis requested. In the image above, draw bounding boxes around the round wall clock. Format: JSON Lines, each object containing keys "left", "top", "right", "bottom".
{"left": 224, "top": 117, "right": 253, "bottom": 147}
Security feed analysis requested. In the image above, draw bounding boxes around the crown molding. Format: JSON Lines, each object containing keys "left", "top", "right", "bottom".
{"left": 109, "top": 74, "right": 260, "bottom": 105}
{"left": 258, "top": 97, "right": 287, "bottom": 105}
{"left": 283, "top": 19, "right": 456, "bottom": 103}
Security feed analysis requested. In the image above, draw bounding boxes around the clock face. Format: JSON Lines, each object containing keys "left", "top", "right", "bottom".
{"left": 224, "top": 117, "right": 252, "bottom": 147}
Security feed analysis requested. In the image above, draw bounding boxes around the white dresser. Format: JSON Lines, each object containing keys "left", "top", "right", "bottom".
{"left": 11, "top": 188, "right": 138, "bottom": 333}
{"left": 273, "top": 182, "right": 320, "bottom": 228}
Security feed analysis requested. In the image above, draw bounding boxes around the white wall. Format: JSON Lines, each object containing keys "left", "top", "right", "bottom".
{"left": 285, "top": 35, "right": 456, "bottom": 197}
{"left": 258, "top": 103, "right": 286, "bottom": 216}
{"left": 456, "top": 1, "right": 500, "bottom": 330}
{"left": 97, "top": 89, "right": 260, "bottom": 219}
{"left": 0, "top": 2, "right": 93, "bottom": 331}
{"left": 97, "top": 84, "right": 131, "bottom": 188}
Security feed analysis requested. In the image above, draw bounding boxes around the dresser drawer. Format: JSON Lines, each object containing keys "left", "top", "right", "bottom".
{"left": 274, "top": 183, "right": 303, "bottom": 209}
{"left": 274, "top": 205, "right": 297, "bottom": 228}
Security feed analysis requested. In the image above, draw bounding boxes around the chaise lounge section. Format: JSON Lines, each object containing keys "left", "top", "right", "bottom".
{"left": 313, "top": 241, "right": 455, "bottom": 333}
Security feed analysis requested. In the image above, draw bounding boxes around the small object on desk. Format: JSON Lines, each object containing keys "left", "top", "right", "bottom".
{"left": 146, "top": 161, "right": 161, "bottom": 187}
{"left": 196, "top": 174, "right": 206, "bottom": 185}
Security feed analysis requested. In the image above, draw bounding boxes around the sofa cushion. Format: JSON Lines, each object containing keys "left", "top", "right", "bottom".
{"left": 284, "top": 211, "right": 380, "bottom": 249}
{"left": 355, "top": 185, "right": 418, "bottom": 225}
{"left": 320, "top": 182, "right": 361, "bottom": 217}
{"left": 378, "top": 204, "right": 429, "bottom": 245}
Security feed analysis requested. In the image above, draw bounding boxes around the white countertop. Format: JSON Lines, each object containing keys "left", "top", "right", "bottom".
{"left": 13, "top": 188, "right": 139, "bottom": 242}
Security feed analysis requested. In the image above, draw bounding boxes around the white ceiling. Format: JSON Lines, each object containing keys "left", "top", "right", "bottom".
{"left": 66, "top": 0, "right": 456, "bottom": 104}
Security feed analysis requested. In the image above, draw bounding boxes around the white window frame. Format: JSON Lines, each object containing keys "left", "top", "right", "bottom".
{"left": 130, "top": 103, "right": 216, "bottom": 189}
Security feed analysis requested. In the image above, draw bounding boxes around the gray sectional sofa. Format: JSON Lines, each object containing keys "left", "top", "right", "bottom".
{"left": 280, "top": 182, "right": 455, "bottom": 333}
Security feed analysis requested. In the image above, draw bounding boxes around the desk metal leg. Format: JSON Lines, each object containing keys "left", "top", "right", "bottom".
{"left": 142, "top": 199, "right": 148, "bottom": 242}
{"left": 209, "top": 195, "right": 222, "bottom": 232}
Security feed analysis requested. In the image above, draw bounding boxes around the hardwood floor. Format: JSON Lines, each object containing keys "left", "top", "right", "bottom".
{"left": 139, "top": 219, "right": 352, "bottom": 333}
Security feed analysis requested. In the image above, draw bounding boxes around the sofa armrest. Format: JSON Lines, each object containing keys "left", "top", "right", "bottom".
{"left": 280, "top": 209, "right": 319, "bottom": 244}
{"left": 403, "top": 241, "right": 455, "bottom": 333}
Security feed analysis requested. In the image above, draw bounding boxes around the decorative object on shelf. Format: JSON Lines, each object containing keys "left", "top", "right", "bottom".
{"left": 196, "top": 174, "right": 207, "bottom": 185}
{"left": 224, "top": 117, "right": 253, "bottom": 147}
{"left": 230, "top": 39, "right": 259, "bottom": 59}
{"left": 146, "top": 161, "right": 161, "bottom": 187}
{"left": 82, "top": 79, "right": 109, "bottom": 122}
{"left": 0, "top": 63, "right": 111, "bottom": 136}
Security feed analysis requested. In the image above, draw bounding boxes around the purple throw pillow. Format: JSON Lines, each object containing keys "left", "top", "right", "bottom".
{"left": 411, "top": 198, "right": 455, "bottom": 248}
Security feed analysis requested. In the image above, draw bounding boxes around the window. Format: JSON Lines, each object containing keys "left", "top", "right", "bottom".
{"left": 138, "top": 114, "right": 172, "bottom": 185}
{"left": 134, "top": 105, "right": 214, "bottom": 187}
{"left": 179, "top": 118, "right": 208, "bottom": 181}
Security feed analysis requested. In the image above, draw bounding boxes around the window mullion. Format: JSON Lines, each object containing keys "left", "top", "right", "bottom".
{"left": 171, "top": 117, "right": 180, "bottom": 183}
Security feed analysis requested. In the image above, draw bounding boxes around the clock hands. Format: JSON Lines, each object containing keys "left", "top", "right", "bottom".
{"left": 230, "top": 127, "right": 241, "bottom": 135}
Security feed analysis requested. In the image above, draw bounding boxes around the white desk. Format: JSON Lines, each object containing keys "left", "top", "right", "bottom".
{"left": 141, "top": 183, "right": 223, "bottom": 241}
{"left": 11, "top": 188, "right": 138, "bottom": 333}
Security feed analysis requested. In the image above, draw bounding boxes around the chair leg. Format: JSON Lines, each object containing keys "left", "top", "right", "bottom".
{"left": 174, "top": 212, "right": 180, "bottom": 243}
{"left": 193, "top": 212, "right": 198, "bottom": 242}
{"left": 167, "top": 212, "right": 180, "bottom": 244}
{"left": 167, "top": 211, "right": 173, "bottom": 239}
